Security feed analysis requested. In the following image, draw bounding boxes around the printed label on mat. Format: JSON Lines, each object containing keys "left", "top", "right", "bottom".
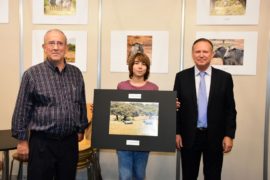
{"left": 126, "top": 140, "right": 140, "bottom": 146}
{"left": 128, "top": 94, "right": 142, "bottom": 99}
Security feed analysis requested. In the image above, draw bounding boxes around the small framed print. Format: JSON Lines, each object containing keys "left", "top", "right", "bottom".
{"left": 92, "top": 89, "right": 176, "bottom": 152}
{"left": 32, "top": 30, "right": 87, "bottom": 72}
{"left": 32, "top": 0, "right": 88, "bottom": 24}
{"left": 197, "top": 0, "right": 260, "bottom": 25}
{"left": 196, "top": 31, "right": 258, "bottom": 75}
{"left": 0, "top": 0, "right": 8, "bottom": 23}
{"left": 110, "top": 31, "right": 169, "bottom": 73}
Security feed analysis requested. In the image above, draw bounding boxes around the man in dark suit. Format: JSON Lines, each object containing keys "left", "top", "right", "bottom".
{"left": 174, "top": 38, "right": 237, "bottom": 180}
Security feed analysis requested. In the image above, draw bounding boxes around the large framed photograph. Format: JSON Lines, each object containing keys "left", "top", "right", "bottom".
{"left": 92, "top": 89, "right": 176, "bottom": 152}
{"left": 32, "top": 0, "right": 88, "bottom": 24}
{"left": 196, "top": 31, "right": 258, "bottom": 75}
{"left": 0, "top": 0, "right": 8, "bottom": 23}
{"left": 197, "top": 0, "right": 260, "bottom": 25}
{"left": 32, "top": 30, "right": 87, "bottom": 72}
{"left": 110, "top": 31, "right": 169, "bottom": 73}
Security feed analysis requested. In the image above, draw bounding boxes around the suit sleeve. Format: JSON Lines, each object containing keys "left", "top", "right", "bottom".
{"left": 224, "top": 74, "right": 237, "bottom": 139}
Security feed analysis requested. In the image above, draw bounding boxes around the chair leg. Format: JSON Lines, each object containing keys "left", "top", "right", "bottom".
{"left": 9, "top": 159, "right": 14, "bottom": 180}
{"left": 17, "top": 161, "right": 23, "bottom": 180}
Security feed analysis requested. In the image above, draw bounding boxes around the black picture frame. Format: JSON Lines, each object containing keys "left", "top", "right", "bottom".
{"left": 92, "top": 89, "right": 176, "bottom": 152}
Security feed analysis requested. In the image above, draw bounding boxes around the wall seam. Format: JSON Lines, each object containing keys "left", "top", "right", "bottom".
{"left": 263, "top": 37, "right": 270, "bottom": 180}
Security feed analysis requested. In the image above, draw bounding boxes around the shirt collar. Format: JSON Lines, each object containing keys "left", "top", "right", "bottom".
{"left": 194, "top": 66, "right": 212, "bottom": 76}
{"left": 45, "top": 59, "right": 67, "bottom": 72}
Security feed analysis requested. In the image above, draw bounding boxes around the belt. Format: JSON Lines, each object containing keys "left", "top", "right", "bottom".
{"left": 197, "top": 127, "right": 208, "bottom": 131}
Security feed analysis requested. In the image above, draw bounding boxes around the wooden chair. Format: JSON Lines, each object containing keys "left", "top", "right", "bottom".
{"left": 0, "top": 160, "right": 2, "bottom": 171}
{"left": 77, "top": 103, "right": 102, "bottom": 180}
{"left": 9, "top": 153, "right": 28, "bottom": 180}
{"left": 77, "top": 103, "right": 93, "bottom": 169}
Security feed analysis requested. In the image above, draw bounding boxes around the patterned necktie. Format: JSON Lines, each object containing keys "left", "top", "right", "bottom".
{"left": 198, "top": 72, "right": 208, "bottom": 128}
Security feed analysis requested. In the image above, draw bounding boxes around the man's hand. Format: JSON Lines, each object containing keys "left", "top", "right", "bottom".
{"left": 17, "top": 140, "right": 29, "bottom": 161}
{"left": 176, "top": 98, "right": 180, "bottom": 111}
{"left": 223, "top": 136, "right": 233, "bottom": 153}
{"left": 176, "top": 134, "right": 183, "bottom": 150}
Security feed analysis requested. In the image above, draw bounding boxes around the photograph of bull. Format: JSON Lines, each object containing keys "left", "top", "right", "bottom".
{"left": 126, "top": 35, "right": 152, "bottom": 64}
{"left": 212, "top": 39, "right": 244, "bottom": 65}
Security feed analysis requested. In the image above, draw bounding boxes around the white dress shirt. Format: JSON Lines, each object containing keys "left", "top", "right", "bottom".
{"left": 194, "top": 66, "right": 212, "bottom": 101}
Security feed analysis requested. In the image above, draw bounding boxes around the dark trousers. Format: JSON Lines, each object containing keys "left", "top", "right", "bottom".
{"left": 181, "top": 129, "right": 223, "bottom": 180}
{"left": 27, "top": 131, "right": 78, "bottom": 180}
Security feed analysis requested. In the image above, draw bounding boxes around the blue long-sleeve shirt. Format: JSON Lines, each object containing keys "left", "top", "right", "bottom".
{"left": 12, "top": 60, "right": 88, "bottom": 140}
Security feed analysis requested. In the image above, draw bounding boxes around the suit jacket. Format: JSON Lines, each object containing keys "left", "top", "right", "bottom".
{"left": 173, "top": 66, "right": 237, "bottom": 148}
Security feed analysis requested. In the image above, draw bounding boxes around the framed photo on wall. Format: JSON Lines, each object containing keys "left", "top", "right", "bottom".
{"left": 32, "top": 0, "right": 88, "bottom": 24}
{"left": 32, "top": 30, "right": 87, "bottom": 72}
{"left": 196, "top": 31, "right": 258, "bottom": 75}
{"left": 0, "top": 0, "right": 8, "bottom": 23}
{"left": 197, "top": 0, "right": 260, "bottom": 25}
{"left": 110, "top": 31, "right": 169, "bottom": 73}
{"left": 91, "top": 89, "right": 176, "bottom": 152}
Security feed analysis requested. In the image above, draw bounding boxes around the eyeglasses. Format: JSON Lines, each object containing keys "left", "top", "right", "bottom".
{"left": 46, "top": 41, "right": 65, "bottom": 48}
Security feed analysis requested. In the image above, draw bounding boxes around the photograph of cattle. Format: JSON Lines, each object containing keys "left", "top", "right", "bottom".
{"left": 33, "top": 0, "right": 88, "bottom": 24}
{"left": 197, "top": 31, "right": 257, "bottom": 75}
{"left": 126, "top": 35, "right": 152, "bottom": 64}
{"left": 109, "top": 101, "right": 159, "bottom": 137}
{"left": 211, "top": 39, "right": 244, "bottom": 66}
{"left": 44, "top": 0, "right": 75, "bottom": 16}
{"left": 210, "top": 0, "right": 246, "bottom": 16}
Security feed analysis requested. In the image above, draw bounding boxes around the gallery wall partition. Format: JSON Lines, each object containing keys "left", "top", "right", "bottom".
{"left": 100, "top": 0, "right": 182, "bottom": 91}
{"left": 98, "top": 1, "right": 182, "bottom": 179}
{"left": 190, "top": 1, "right": 267, "bottom": 180}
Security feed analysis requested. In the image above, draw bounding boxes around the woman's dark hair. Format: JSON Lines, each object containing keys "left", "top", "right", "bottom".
{"left": 128, "top": 53, "right": 150, "bottom": 80}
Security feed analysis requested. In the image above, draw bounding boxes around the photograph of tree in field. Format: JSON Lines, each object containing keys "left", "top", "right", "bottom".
{"left": 109, "top": 101, "right": 159, "bottom": 136}
{"left": 211, "top": 39, "right": 244, "bottom": 66}
{"left": 44, "top": 0, "right": 76, "bottom": 16}
{"left": 127, "top": 35, "right": 152, "bottom": 64}
{"left": 65, "top": 38, "right": 76, "bottom": 63}
{"left": 210, "top": 0, "right": 246, "bottom": 16}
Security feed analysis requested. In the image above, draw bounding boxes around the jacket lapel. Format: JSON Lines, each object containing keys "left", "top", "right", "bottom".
{"left": 189, "top": 67, "right": 197, "bottom": 108}
{"left": 208, "top": 67, "right": 217, "bottom": 107}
